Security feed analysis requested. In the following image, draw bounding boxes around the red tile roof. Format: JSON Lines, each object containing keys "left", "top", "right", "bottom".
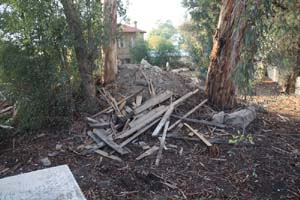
{"left": 121, "top": 24, "right": 146, "bottom": 33}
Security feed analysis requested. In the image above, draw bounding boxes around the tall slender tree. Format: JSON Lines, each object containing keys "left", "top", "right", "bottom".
{"left": 102, "top": 0, "right": 118, "bottom": 84}
{"left": 61, "top": 0, "right": 98, "bottom": 101}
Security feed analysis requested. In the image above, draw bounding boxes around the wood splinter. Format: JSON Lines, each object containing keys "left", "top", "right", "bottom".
{"left": 184, "top": 123, "right": 212, "bottom": 147}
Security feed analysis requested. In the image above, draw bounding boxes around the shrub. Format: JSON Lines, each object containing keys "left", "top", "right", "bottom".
{"left": 0, "top": 42, "right": 73, "bottom": 131}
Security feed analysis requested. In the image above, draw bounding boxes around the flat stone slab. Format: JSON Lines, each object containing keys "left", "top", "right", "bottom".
{"left": 0, "top": 165, "right": 86, "bottom": 200}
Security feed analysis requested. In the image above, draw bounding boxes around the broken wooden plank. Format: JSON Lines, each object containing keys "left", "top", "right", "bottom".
{"left": 155, "top": 121, "right": 170, "bottom": 166}
{"left": 0, "top": 106, "right": 13, "bottom": 115}
{"left": 136, "top": 95, "right": 143, "bottom": 107}
{"left": 134, "top": 90, "right": 172, "bottom": 115}
{"left": 0, "top": 124, "right": 13, "bottom": 129}
{"left": 120, "top": 119, "right": 160, "bottom": 147}
{"left": 168, "top": 99, "right": 208, "bottom": 131}
{"left": 86, "top": 117, "right": 100, "bottom": 124}
{"left": 152, "top": 105, "right": 174, "bottom": 136}
{"left": 152, "top": 89, "right": 199, "bottom": 136}
{"left": 101, "top": 88, "right": 123, "bottom": 117}
{"left": 94, "top": 149, "right": 123, "bottom": 162}
{"left": 93, "top": 129, "right": 128, "bottom": 155}
{"left": 86, "top": 118, "right": 111, "bottom": 129}
{"left": 136, "top": 146, "right": 159, "bottom": 161}
{"left": 129, "top": 106, "right": 166, "bottom": 128}
{"left": 184, "top": 123, "right": 212, "bottom": 147}
{"left": 92, "top": 88, "right": 144, "bottom": 118}
{"left": 116, "top": 105, "right": 168, "bottom": 139}
{"left": 171, "top": 115, "right": 226, "bottom": 128}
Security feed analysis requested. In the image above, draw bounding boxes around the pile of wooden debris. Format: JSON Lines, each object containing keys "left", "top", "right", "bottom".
{"left": 77, "top": 87, "right": 231, "bottom": 165}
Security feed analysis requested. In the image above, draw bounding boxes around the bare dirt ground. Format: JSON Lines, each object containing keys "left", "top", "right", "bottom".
{"left": 0, "top": 66, "right": 299, "bottom": 200}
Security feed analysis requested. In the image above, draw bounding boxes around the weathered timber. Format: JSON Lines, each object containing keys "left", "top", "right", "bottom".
{"left": 184, "top": 123, "right": 212, "bottom": 147}
{"left": 129, "top": 106, "right": 167, "bottom": 128}
{"left": 94, "top": 149, "right": 122, "bottom": 162}
{"left": 152, "top": 106, "right": 174, "bottom": 136}
{"left": 0, "top": 124, "right": 13, "bottom": 129}
{"left": 168, "top": 99, "right": 208, "bottom": 131}
{"left": 0, "top": 106, "right": 13, "bottom": 115}
{"left": 134, "top": 90, "right": 172, "bottom": 115}
{"left": 152, "top": 89, "right": 199, "bottom": 136}
{"left": 92, "top": 88, "right": 143, "bottom": 118}
{"left": 120, "top": 119, "right": 160, "bottom": 147}
{"left": 155, "top": 121, "right": 170, "bottom": 166}
{"left": 136, "top": 146, "right": 159, "bottom": 161}
{"left": 171, "top": 115, "right": 226, "bottom": 128}
{"left": 93, "top": 129, "right": 128, "bottom": 155}
{"left": 116, "top": 105, "right": 168, "bottom": 139}
{"left": 136, "top": 95, "right": 143, "bottom": 107}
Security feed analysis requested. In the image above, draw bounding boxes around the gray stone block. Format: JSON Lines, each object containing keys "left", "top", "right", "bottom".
{"left": 0, "top": 165, "right": 86, "bottom": 200}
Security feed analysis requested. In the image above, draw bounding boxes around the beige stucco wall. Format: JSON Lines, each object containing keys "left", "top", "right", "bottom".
{"left": 117, "top": 32, "right": 144, "bottom": 63}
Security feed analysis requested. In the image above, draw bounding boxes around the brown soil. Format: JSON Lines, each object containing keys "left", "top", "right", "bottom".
{"left": 0, "top": 66, "right": 300, "bottom": 200}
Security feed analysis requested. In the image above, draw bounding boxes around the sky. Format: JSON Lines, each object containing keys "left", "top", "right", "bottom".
{"left": 126, "top": 0, "right": 186, "bottom": 33}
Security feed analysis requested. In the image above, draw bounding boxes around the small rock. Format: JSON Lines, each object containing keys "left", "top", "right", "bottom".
{"left": 212, "top": 111, "right": 225, "bottom": 124}
{"left": 48, "top": 151, "right": 59, "bottom": 157}
{"left": 140, "top": 59, "right": 151, "bottom": 66}
{"left": 55, "top": 144, "right": 63, "bottom": 151}
{"left": 40, "top": 157, "right": 51, "bottom": 167}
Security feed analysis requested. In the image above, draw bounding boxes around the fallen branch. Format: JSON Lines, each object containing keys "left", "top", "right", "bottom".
{"left": 100, "top": 88, "right": 122, "bottom": 117}
{"left": 168, "top": 99, "right": 208, "bottom": 131}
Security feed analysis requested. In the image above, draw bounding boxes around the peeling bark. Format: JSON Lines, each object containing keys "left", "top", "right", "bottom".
{"left": 205, "top": 0, "right": 249, "bottom": 109}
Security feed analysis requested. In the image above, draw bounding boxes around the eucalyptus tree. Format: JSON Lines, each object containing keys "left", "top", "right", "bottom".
{"left": 264, "top": 0, "right": 300, "bottom": 93}
{"left": 0, "top": 0, "right": 126, "bottom": 129}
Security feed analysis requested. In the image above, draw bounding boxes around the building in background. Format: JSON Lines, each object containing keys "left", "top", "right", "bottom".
{"left": 117, "top": 22, "right": 146, "bottom": 64}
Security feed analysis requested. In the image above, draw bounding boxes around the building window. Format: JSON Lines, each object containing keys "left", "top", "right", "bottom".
{"left": 130, "top": 37, "right": 135, "bottom": 48}
{"left": 118, "top": 37, "right": 125, "bottom": 48}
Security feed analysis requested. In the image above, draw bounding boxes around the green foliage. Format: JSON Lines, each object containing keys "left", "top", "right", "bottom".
{"left": 0, "top": 42, "right": 73, "bottom": 130}
{"left": 181, "top": 0, "right": 220, "bottom": 69}
{"left": 233, "top": 0, "right": 273, "bottom": 95}
{"left": 228, "top": 131, "right": 254, "bottom": 145}
{"left": 0, "top": 0, "right": 97, "bottom": 131}
{"left": 148, "top": 20, "right": 177, "bottom": 40}
{"left": 146, "top": 21, "right": 180, "bottom": 68}
{"left": 262, "top": 1, "right": 300, "bottom": 82}
{"left": 151, "top": 38, "right": 179, "bottom": 68}
{"left": 129, "top": 36, "right": 150, "bottom": 63}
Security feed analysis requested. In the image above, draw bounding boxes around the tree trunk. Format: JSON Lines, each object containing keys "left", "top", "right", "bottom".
{"left": 61, "top": 0, "right": 96, "bottom": 100}
{"left": 286, "top": 41, "right": 300, "bottom": 94}
{"left": 205, "top": 0, "right": 249, "bottom": 109}
{"left": 103, "top": 0, "right": 118, "bottom": 85}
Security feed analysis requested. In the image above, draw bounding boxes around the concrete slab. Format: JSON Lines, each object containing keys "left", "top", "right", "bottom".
{"left": 0, "top": 165, "right": 86, "bottom": 200}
